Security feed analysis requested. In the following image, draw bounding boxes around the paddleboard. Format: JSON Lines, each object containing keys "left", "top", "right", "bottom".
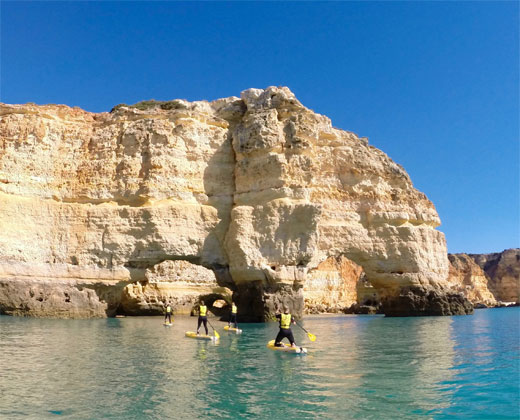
{"left": 163, "top": 322, "right": 173, "bottom": 327}
{"left": 267, "top": 340, "right": 307, "bottom": 354}
{"left": 185, "top": 331, "right": 218, "bottom": 341}
{"left": 224, "top": 326, "right": 242, "bottom": 334}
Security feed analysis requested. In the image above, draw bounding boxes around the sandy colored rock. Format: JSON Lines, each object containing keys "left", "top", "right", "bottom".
{"left": 225, "top": 87, "right": 460, "bottom": 317}
{"left": 469, "top": 249, "right": 519, "bottom": 303}
{"left": 0, "top": 87, "right": 471, "bottom": 319}
{"left": 304, "top": 256, "right": 363, "bottom": 313}
{"left": 120, "top": 260, "right": 232, "bottom": 315}
{"left": 0, "top": 263, "right": 130, "bottom": 318}
{"left": 447, "top": 254, "right": 497, "bottom": 307}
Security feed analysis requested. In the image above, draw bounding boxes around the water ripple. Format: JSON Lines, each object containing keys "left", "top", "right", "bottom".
{"left": 0, "top": 308, "right": 518, "bottom": 419}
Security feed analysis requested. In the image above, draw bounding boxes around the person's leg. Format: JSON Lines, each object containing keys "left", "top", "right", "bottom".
{"left": 287, "top": 330, "right": 296, "bottom": 347}
{"left": 197, "top": 317, "right": 202, "bottom": 333}
{"left": 233, "top": 315, "right": 238, "bottom": 328}
{"left": 281, "top": 329, "right": 291, "bottom": 345}
{"left": 203, "top": 318, "right": 208, "bottom": 335}
{"left": 275, "top": 330, "right": 284, "bottom": 346}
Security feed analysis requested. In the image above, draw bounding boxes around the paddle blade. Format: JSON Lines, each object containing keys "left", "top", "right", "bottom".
{"left": 214, "top": 330, "right": 220, "bottom": 339}
{"left": 307, "top": 332, "right": 316, "bottom": 342}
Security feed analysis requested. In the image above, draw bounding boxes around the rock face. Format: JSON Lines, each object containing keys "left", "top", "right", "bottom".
{"left": 0, "top": 87, "right": 471, "bottom": 319}
{"left": 120, "top": 260, "right": 232, "bottom": 315}
{"left": 304, "top": 256, "right": 363, "bottom": 313}
{"left": 447, "top": 250, "right": 519, "bottom": 306}
{"left": 469, "top": 249, "right": 520, "bottom": 303}
{"left": 303, "top": 256, "right": 381, "bottom": 314}
{"left": 447, "top": 254, "right": 497, "bottom": 307}
{"left": 381, "top": 286, "right": 474, "bottom": 316}
{"left": 0, "top": 263, "right": 129, "bottom": 317}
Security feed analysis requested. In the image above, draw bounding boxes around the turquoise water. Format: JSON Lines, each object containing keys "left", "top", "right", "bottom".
{"left": 1, "top": 308, "right": 519, "bottom": 419}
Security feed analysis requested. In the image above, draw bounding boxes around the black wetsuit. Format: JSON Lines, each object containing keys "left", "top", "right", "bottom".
{"left": 197, "top": 316, "right": 208, "bottom": 334}
{"left": 164, "top": 307, "right": 172, "bottom": 323}
{"left": 229, "top": 313, "right": 237, "bottom": 328}
{"left": 229, "top": 305, "right": 238, "bottom": 328}
{"left": 197, "top": 306, "right": 209, "bottom": 335}
{"left": 275, "top": 314, "right": 295, "bottom": 346}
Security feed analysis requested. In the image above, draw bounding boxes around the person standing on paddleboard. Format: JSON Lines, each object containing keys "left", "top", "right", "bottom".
{"left": 274, "top": 306, "right": 297, "bottom": 348}
{"left": 164, "top": 302, "right": 173, "bottom": 324}
{"left": 196, "top": 301, "right": 209, "bottom": 335}
{"left": 228, "top": 301, "right": 238, "bottom": 329}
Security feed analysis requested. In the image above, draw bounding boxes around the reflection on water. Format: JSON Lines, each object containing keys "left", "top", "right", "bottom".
{"left": 1, "top": 309, "right": 518, "bottom": 419}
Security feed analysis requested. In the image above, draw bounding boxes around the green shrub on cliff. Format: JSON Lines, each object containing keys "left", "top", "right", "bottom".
{"left": 110, "top": 99, "right": 188, "bottom": 113}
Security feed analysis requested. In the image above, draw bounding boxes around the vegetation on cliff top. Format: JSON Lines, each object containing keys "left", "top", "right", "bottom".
{"left": 110, "top": 99, "right": 188, "bottom": 113}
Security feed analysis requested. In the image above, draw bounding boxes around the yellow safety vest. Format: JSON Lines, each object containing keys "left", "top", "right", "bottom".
{"left": 166, "top": 306, "right": 171, "bottom": 313}
{"left": 232, "top": 304, "right": 237, "bottom": 314}
{"left": 199, "top": 305, "right": 207, "bottom": 316}
{"left": 281, "top": 313, "right": 291, "bottom": 329}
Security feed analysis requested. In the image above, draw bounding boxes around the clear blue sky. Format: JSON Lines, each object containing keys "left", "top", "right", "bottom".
{"left": 2, "top": 1, "right": 518, "bottom": 254}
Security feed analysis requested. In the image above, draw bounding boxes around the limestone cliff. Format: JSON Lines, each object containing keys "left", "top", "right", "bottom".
{"left": 0, "top": 87, "right": 471, "bottom": 319}
{"left": 120, "top": 260, "right": 232, "bottom": 315}
{"left": 447, "top": 254, "right": 497, "bottom": 307}
{"left": 303, "top": 256, "right": 381, "bottom": 314}
{"left": 447, "top": 250, "right": 519, "bottom": 306}
{"left": 304, "top": 256, "right": 363, "bottom": 313}
{"left": 469, "top": 249, "right": 519, "bottom": 303}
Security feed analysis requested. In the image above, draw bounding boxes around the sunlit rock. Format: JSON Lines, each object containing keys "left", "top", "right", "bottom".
{"left": 0, "top": 87, "right": 472, "bottom": 319}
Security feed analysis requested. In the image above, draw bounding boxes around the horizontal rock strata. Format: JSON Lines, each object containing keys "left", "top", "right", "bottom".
{"left": 0, "top": 87, "right": 472, "bottom": 319}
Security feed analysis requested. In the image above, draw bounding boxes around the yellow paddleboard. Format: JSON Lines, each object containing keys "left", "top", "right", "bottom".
{"left": 267, "top": 340, "right": 307, "bottom": 354}
{"left": 224, "top": 326, "right": 242, "bottom": 334}
{"left": 185, "top": 331, "right": 218, "bottom": 341}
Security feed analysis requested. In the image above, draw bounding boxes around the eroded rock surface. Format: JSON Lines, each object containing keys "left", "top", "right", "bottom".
{"left": 0, "top": 263, "right": 129, "bottom": 317}
{"left": 382, "top": 286, "right": 474, "bottom": 316}
{"left": 121, "top": 260, "right": 232, "bottom": 315}
{"left": 303, "top": 256, "right": 382, "bottom": 314}
{"left": 304, "top": 256, "right": 362, "bottom": 313}
{"left": 469, "top": 249, "right": 519, "bottom": 303}
{"left": 0, "top": 87, "right": 471, "bottom": 318}
{"left": 447, "top": 254, "right": 497, "bottom": 307}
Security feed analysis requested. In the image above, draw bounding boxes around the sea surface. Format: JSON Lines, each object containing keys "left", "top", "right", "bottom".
{"left": 1, "top": 308, "right": 519, "bottom": 419}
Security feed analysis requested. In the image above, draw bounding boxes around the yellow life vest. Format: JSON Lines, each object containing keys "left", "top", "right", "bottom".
{"left": 281, "top": 313, "right": 291, "bottom": 329}
{"left": 232, "top": 304, "right": 237, "bottom": 314}
{"left": 166, "top": 306, "right": 171, "bottom": 313}
{"left": 199, "top": 305, "right": 207, "bottom": 316}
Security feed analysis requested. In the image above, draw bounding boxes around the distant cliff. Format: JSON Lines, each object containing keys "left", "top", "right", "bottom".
{"left": 469, "top": 249, "right": 519, "bottom": 303}
{"left": 0, "top": 87, "right": 473, "bottom": 319}
{"left": 448, "top": 249, "right": 519, "bottom": 306}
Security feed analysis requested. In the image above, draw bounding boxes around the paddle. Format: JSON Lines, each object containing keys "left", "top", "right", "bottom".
{"left": 207, "top": 319, "right": 220, "bottom": 339}
{"left": 295, "top": 321, "right": 316, "bottom": 342}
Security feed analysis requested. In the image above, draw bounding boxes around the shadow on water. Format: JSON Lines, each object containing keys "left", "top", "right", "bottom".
{"left": 1, "top": 309, "right": 519, "bottom": 419}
